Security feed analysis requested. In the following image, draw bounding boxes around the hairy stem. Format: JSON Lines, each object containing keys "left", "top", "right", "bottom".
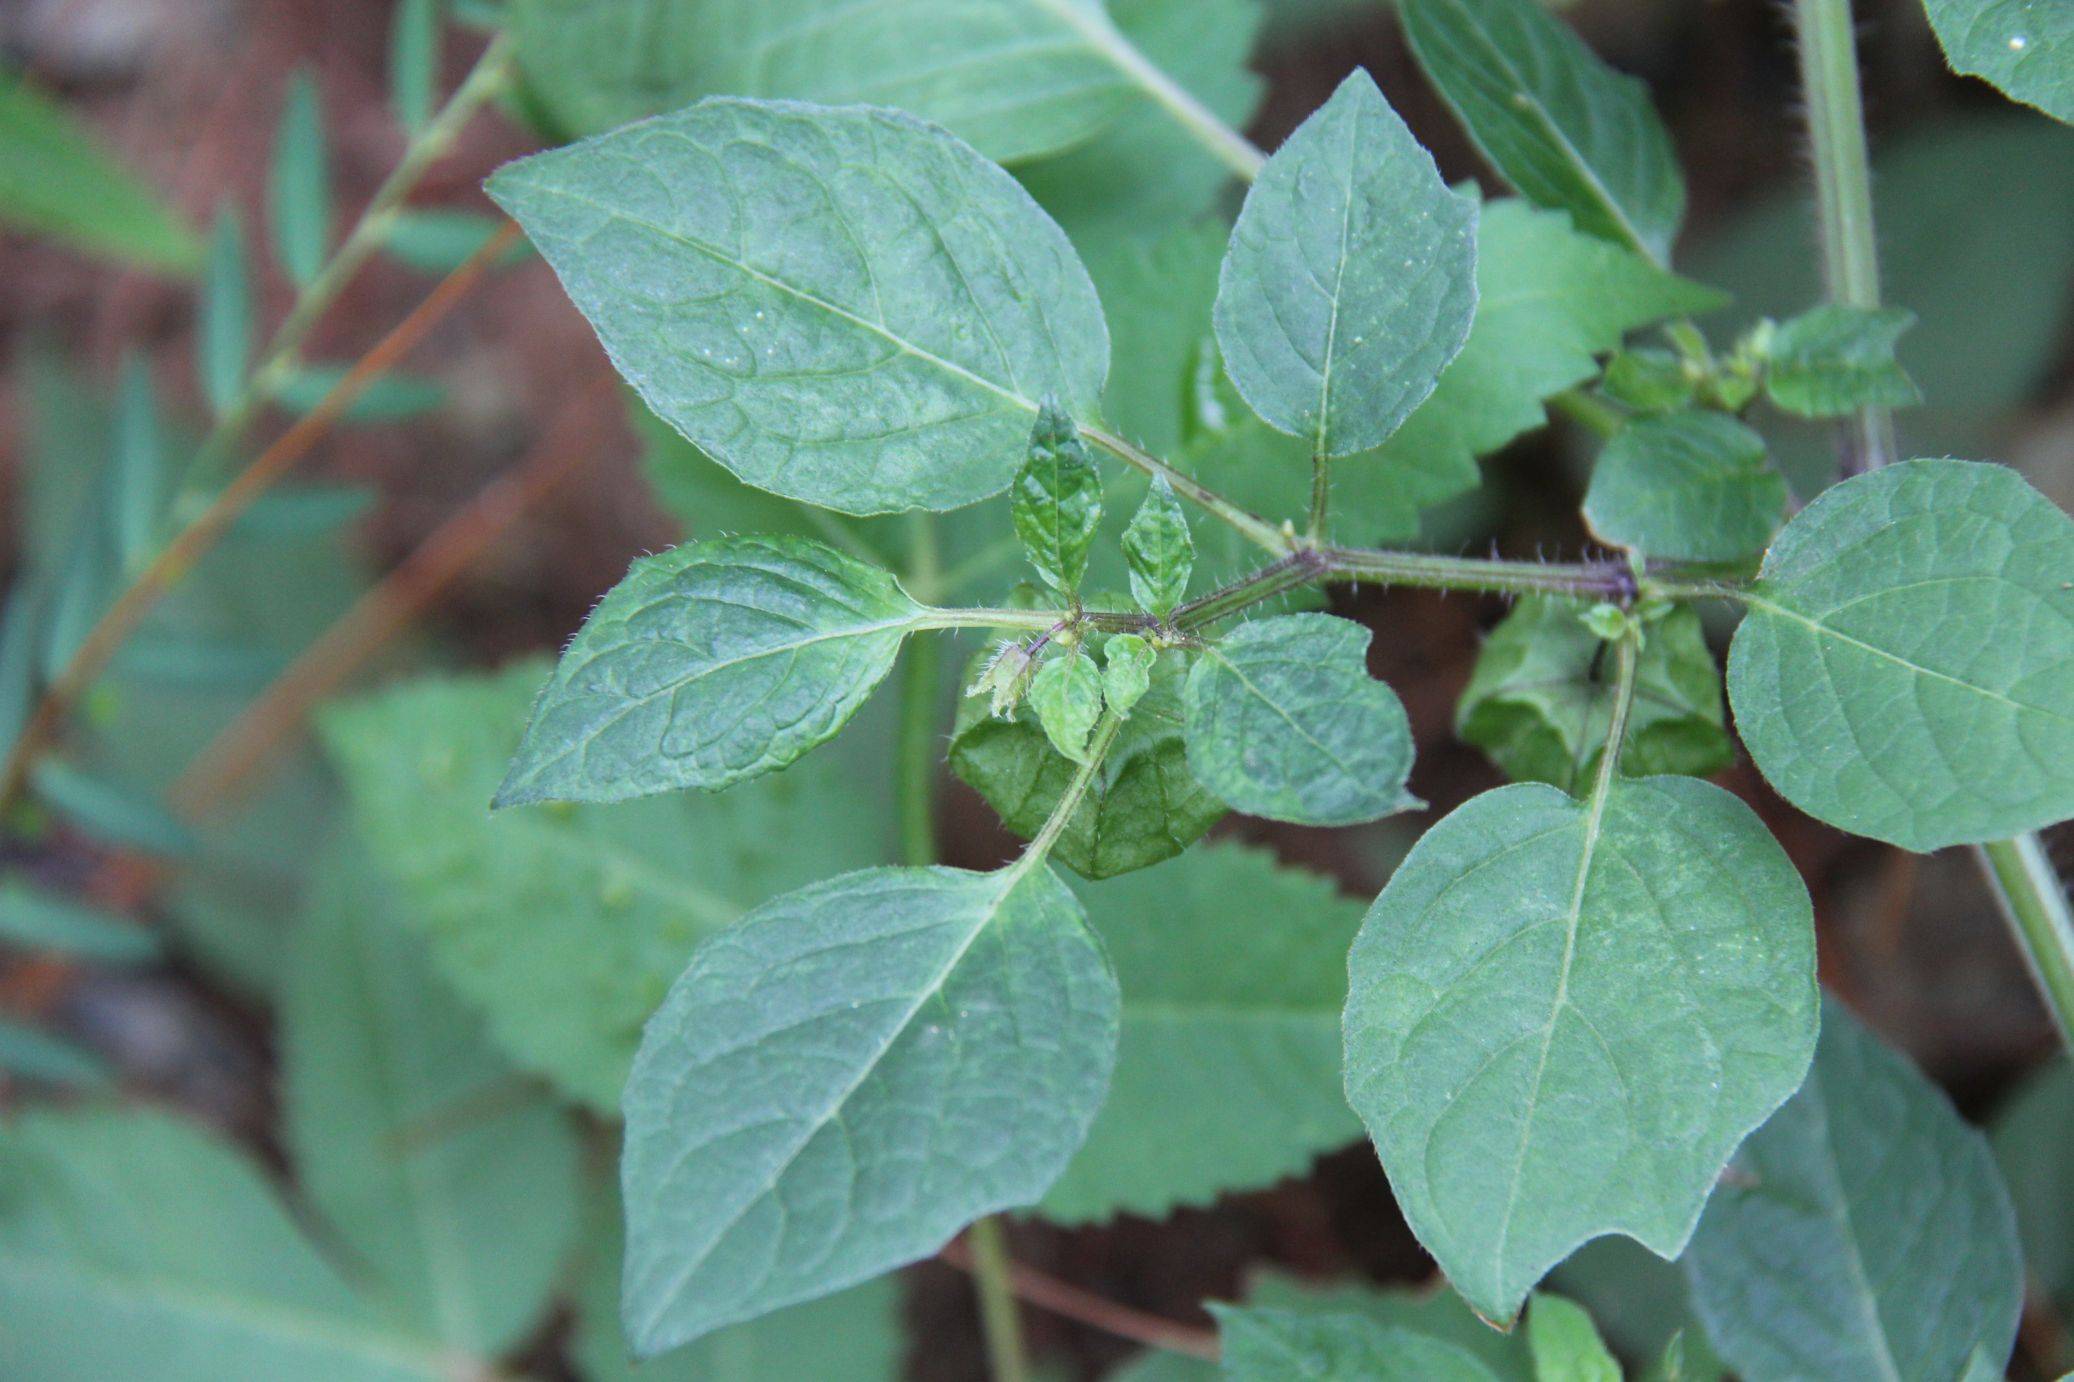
{"left": 1080, "top": 424, "right": 1291, "bottom": 556}
{"left": 1322, "top": 546, "right": 1637, "bottom": 600}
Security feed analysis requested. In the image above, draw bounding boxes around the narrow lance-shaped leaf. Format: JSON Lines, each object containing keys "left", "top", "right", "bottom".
{"left": 269, "top": 72, "right": 331, "bottom": 288}
{"left": 1211, "top": 1306, "right": 1502, "bottom": 1381}
{"left": 496, "top": 535, "right": 922, "bottom": 806}
{"left": 1582, "top": 412, "right": 1786, "bottom": 562}
{"left": 1685, "top": 998, "right": 2024, "bottom": 1382}
{"left": 110, "top": 353, "right": 169, "bottom": 568}
{"left": 1343, "top": 772, "right": 1820, "bottom": 1325}
{"left": 620, "top": 863, "right": 1119, "bottom": 1354}
{"left": 0, "top": 877, "right": 159, "bottom": 965}
{"left": 30, "top": 761, "right": 195, "bottom": 858}
{"left": 199, "top": 207, "right": 252, "bottom": 419}
{"left": 487, "top": 98, "right": 1109, "bottom": 515}
{"left": 0, "top": 1018, "right": 112, "bottom": 1090}
{"left": 1214, "top": 69, "right": 1478, "bottom": 458}
{"left": 1013, "top": 399, "right": 1103, "bottom": 597}
{"left": 1184, "top": 613, "right": 1417, "bottom": 826}
{"left": 390, "top": 0, "right": 438, "bottom": 135}
{"left": 1760, "top": 305, "right": 1921, "bottom": 417}
{"left": 1921, "top": 0, "right": 2074, "bottom": 125}
{"left": 1123, "top": 476, "right": 1192, "bottom": 615}
{"left": 1400, "top": 0, "right": 1686, "bottom": 262}
{"left": 1725, "top": 459, "right": 2074, "bottom": 851}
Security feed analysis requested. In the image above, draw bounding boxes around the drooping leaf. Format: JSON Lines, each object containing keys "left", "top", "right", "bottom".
{"left": 620, "top": 863, "right": 1119, "bottom": 1353}
{"left": 1211, "top": 1306, "right": 1501, "bottom": 1380}
{"left": 496, "top": 535, "right": 922, "bottom": 806}
{"left": 1399, "top": 0, "right": 1685, "bottom": 261}
{"left": 0, "top": 1108, "right": 460, "bottom": 1379}
{"left": 1685, "top": 999, "right": 2024, "bottom": 1382}
{"left": 489, "top": 98, "right": 1109, "bottom": 515}
{"left": 1241, "top": 1274, "right": 1536, "bottom": 1379}
{"left": 1343, "top": 774, "right": 1819, "bottom": 1325}
{"left": 1725, "top": 459, "right": 2074, "bottom": 851}
{"left": 1039, "top": 843, "right": 1365, "bottom": 1223}
{"left": 1991, "top": 1059, "right": 2074, "bottom": 1330}
{"left": 0, "top": 876, "right": 158, "bottom": 964}
{"left": 1185, "top": 613, "right": 1417, "bottom": 826}
{"left": 0, "top": 68, "right": 200, "bottom": 273}
{"left": 510, "top": 0, "right": 1152, "bottom": 163}
{"left": 198, "top": 207, "right": 253, "bottom": 419}
{"left": 389, "top": 0, "right": 439, "bottom": 135}
{"left": 1029, "top": 651, "right": 1106, "bottom": 762}
{"left": 1582, "top": 412, "right": 1786, "bottom": 562}
{"left": 1214, "top": 70, "right": 1478, "bottom": 458}
{"left": 1015, "top": 400, "right": 1104, "bottom": 597}
{"left": 1526, "top": 1294, "right": 1620, "bottom": 1382}
{"left": 1922, "top": 0, "right": 2073, "bottom": 124}
{"left": 269, "top": 73, "right": 331, "bottom": 288}
{"left": 1760, "top": 305, "right": 1921, "bottom": 418}
{"left": 322, "top": 663, "right": 891, "bottom": 1107}
{"left": 281, "top": 839, "right": 582, "bottom": 1355}
{"left": 1456, "top": 597, "right": 1730, "bottom": 794}
{"left": 1124, "top": 476, "right": 1194, "bottom": 615}
{"left": 951, "top": 639, "right": 1224, "bottom": 879}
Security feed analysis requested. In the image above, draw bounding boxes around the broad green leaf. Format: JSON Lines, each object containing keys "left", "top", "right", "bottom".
{"left": 1685, "top": 999, "right": 2024, "bottom": 1382}
{"left": 1546, "top": 1237, "right": 1725, "bottom": 1380}
{"left": 1091, "top": 222, "right": 1232, "bottom": 458}
{"left": 1601, "top": 349, "right": 1697, "bottom": 415}
{"left": 489, "top": 98, "right": 1109, "bottom": 515}
{"left": 199, "top": 208, "right": 252, "bottom": 418}
{"left": 0, "top": 1108, "right": 457, "bottom": 1380}
{"left": 511, "top": 0, "right": 1147, "bottom": 163}
{"left": 1124, "top": 476, "right": 1194, "bottom": 614}
{"left": 496, "top": 535, "right": 921, "bottom": 806}
{"left": 1242, "top": 1274, "right": 1535, "bottom": 1379}
{"left": 1761, "top": 305, "right": 1920, "bottom": 418}
{"left": 620, "top": 863, "right": 1119, "bottom": 1353}
{"left": 1343, "top": 774, "right": 1819, "bottom": 1325}
{"left": 1923, "top": 0, "right": 2074, "bottom": 124}
{"left": 269, "top": 73, "right": 331, "bottom": 288}
{"left": 0, "top": 1017, "right": 110, "bottom": 1088}
{"left": 951, "top": 640, "right": 1224, "bottom": 878}
{"left": 1582, "top": 412, "right": 1786, "bottom": 562}
{"left": 1186, "top": 198, "right": 1723, "bottom": 545}
{"left": 1039, "top": 843, "right": 1365, "bottom": 1222}
{"left": 282, "top": 839, "right": 582, "bottom": 1355}
{"left": 1015, "top": 399, "right": 1104, "bottom": 597}
{"left": 322, "top": 663, "right": 890, "bottom": 1107}
{"left": 1214, "top": 70, "right": 1477, "bottom": 458}
{"left": 1103, "top": 633, "right": 1156, "bottom": 716}
{"left": 0, "top": 877, "right": 158, "bottom": 963}
{"left": 389, "top": 0, "right": 438, "bottom": 134}
{"left": 1991, "top": 1060, "right": 2074, "bottom": 1330}
{"left": 1185, "top": 614, "right": 1416, "bottom": 826}
{"left": 0, "top": 68, "right": 200, "bottom": 273}
{"left": 1725, "top": 459, "right": 2074, "bottom": 851}
{"left": 1526, "top": 1293, "right": 1619, "bottom": 1382}
{"left": 1211, "top": 1306, "right": 1501, "bottom": 1380}
{"left": 1110, "top": 1351, "right": 1222, "bottom": 1382}
{"left": 1399, "top": 0, "right": 1685, "bottom": 261}
{"left": 574, "top": 1189, "right": 902, "bottom": 1381}
{"left": 1030, "top": 651, "right": 1105, "bottom": 761}
{"left": 1456, "top": 597, "right": 1731, "bottom": 794}
{"left": 29, "top": 760, "right": 195, "bottom": 857}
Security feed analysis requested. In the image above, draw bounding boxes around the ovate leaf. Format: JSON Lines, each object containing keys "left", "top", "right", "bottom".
{"left": 1456, "top": 597, "right": 1730, "bottom": 793}
{"left": 1725, "top": 459, "right": 2074, "bottom": 851}
{"left": 1039, "top": 843, "right": 1365, "bottom": 1223}
{"left": 1582, "top": 412, "right": 1786, "bottom": 562}
{"left": 1124, "top": 476, "right": 1194, "bottom": 614}
{"left": 1184, "top": 613, "right": 1417, "bottom": 826}
{"left": 1214, "top": 70, "right": 1478, "bottom": 458}
{"left": 951, "top": 640, "right": 1224, "bottom": 879}
{"left": 1685, "top": 999, "right": 2024, "bottom": 1382}
{"left": 1343, "top": 775, "right": 1819, "bottom": 1324}
{"left": 620, "top": 863, "right": 1119, "bottom": 1353}
{"left": 1761, "top": 305, "right": 1921, "bottom": 417}
{"left": 497, "top": 536, "right": 921, "bottom": 806}
{"left": 282, "top": 840, "right": 582, "bottom": 1355}
{"left": 1400, "top": 0, "right": 1685, "bottom": 261}
{"left": 1922, "top": 0, "right": 2074, "bottom": 124}
{"left": 1241, "top": 1274, "right": 1535, "bottom": 1379}
{"left": 1029, "top": 651, "right": 1105, "bottom": 762}
{"left": 489, "top": 98, "right": 1108, "bottom": 515}
{"left": 1991, "top": 1060, "right": 2074, "bottom": 1329}
{"left": 1526, "top": 1294, "right": 1619, "bottom": 1382}
{"left": 1102, "top": 633, "right": 1156, "bottom": 717}
{"left": 1015, "top": 399, "right": 1104, "bottom": 597}
{"left": 1211, "top": 1306, "right": 1501, "bottom": 1381}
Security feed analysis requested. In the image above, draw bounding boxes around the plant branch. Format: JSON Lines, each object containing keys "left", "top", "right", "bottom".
{"left": 1080, "top": 424, "right": 1292, "bottom": 556}
{"left": 1322, "top": 546, "right": 1639, "bottom": 601}
{"left": 1976, "top": 837, "right": 2074, "bottom": 1052}
{"left": 0, "top": 222, "right": 522, "bottom": 814}
{"left": 938, "top": 1236, "right": 1221, "bottom": 1361}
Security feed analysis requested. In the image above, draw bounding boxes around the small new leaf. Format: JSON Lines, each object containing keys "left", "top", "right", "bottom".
{"left": 1184, "top": 614, "right": 1417, "bottom": 826}
{"left": 1761, "top": 305, "right": 1922, "bottom": 417}
{"left": 1601, "top": 348, "right": 1696, "bottom": 414}
{"left": 1583, "top": 412, "right": 1786, "bottom": 562}
{"left": 1029, "top": 652, "right": 1104, "bottom": 763}
{"left": 1013, "top": 401, "right": 1103, "bottom": 598}
{"left": 1123, "top": 476, "right": 1194, "bottom": 615}
{"left": 497, "top": 535, "right": 921, "bottom": 806}
{"left": 1527, "top": 1293, "right": 1620, "bottom": 1382}
{"left": 1102, "top": 634, "right": 1156, "bottom": 718}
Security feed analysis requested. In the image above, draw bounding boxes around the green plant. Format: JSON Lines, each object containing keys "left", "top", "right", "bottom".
{"left": 2, "top": 0, "right": 2072, "bottom": 1379}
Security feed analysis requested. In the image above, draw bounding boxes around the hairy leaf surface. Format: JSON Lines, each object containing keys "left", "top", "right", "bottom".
{"left": 498, "top": 536, "right": 920, "bottom": 806}
{"left": 489, "top": 98, "right": 1108, "bottom": 515}
{"left": 1583, "top": 412, "right": 1785, "bottom": 562}
{"left": 1185, "top": 614, "right": 1416, "bottom": 826}
{"left": 1762, "top": 305, "right": 1921, "bottom": 418}
{"left": 1726, "top": 459, "right": 2074, "bottom": 850}
{"left": 1343, "top": 775, "right": 1819, "bottom": 1324}
{"left": 1014, "top": 400, "right": 1103, "bottom": 597}
{"left": 1040, "top": 844, "right": 1365, "bottom": 1222}
{"left": 621, "top": 863, "right": 1118, "bottom": 1352}
{"left": 1922, "top": 0, "right": 2073, "bottom": 124}
{"left": 1685, "top": 1000, "right": 2024, "bottom": 1381}
{"left": 1214, "top": 70, "right": 1477, "bottom": 458}
{"left": 1400, "top": 0, "right": 1685, "bottom": 260}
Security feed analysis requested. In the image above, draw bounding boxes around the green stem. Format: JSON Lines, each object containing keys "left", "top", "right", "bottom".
{"left": 1081, "top": 424, "right": 1291, "bottom": 556}
{"left": 966, "top": 1217, "right": 1032, "bottom": 1382}
{"left": 1976, "top": 838, "right": 2074, "bottom": 1052}
{"left": 1322, "top": 546, "right": 1636, "bottom": 600}
{"left": 1019, "top": 709, "right": 1126, "bottom": 870}
{"left": 1593, "top": 626, "right": 1641, "bottom": 794}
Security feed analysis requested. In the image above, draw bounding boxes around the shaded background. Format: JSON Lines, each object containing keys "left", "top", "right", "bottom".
{"left": 2, "top": 0, "right": 2071, "bottom": 1376}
